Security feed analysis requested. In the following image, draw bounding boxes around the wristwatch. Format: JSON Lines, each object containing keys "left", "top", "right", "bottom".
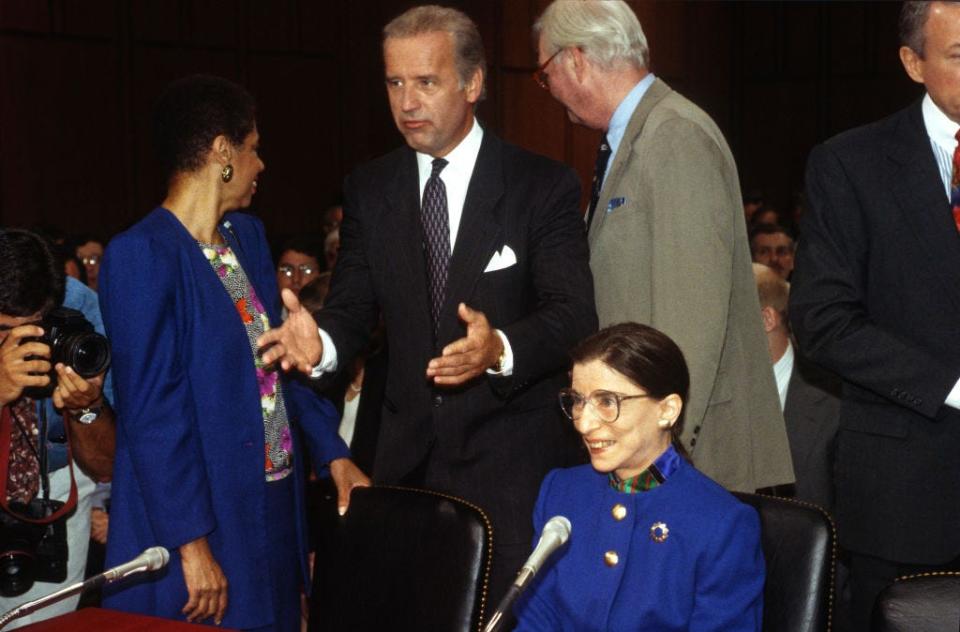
{"left": 73, "top": 406, "right": 103, "bottom": 424}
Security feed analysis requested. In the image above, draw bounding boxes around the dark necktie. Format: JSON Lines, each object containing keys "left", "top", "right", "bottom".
{"left": 586, "top": 135, "right": 611, "bottom": 232}
{"left": 951, "top": 129, "right": 960, "bottom": 233}
{"left": 421, "top": 158, "right": 451, "bottom": 336}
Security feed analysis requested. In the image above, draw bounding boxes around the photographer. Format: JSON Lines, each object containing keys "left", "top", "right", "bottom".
{"left": 0, "top": 228, "right": 115, "bottom": 628}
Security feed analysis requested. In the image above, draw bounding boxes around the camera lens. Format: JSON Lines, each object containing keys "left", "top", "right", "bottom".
{"left": 60, "top": 332, "right": 111, "bottom": 378}
{"left": 0, "top": 547, "right": 37, "bottom": 597}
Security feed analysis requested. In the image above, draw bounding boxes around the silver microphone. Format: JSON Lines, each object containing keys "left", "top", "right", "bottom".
{"left": 102, "top": 546, "right": 170, "bottom": 582}
{"left": 513, "top": 516, "right": 572, "bottom": 589}
{"left": 0, "top": 546, "right": 170, "bottom": 629}
{"left": 483, "top": 516, "right": 572, "bottom": 632}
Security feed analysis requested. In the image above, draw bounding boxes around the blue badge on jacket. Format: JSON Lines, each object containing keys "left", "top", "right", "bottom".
{"left": 607, "top": 197, "right": 626, "bottom": 212}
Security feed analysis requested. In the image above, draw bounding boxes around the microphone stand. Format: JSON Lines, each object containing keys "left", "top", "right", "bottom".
{"left": 0, "top": 549, "right": 166, "bottom": 630}
{"left": 0, "top": 578, "right": 90, "bottom": 629}
{"left": 483, "top": 583, "right": 522, "bottom": 632}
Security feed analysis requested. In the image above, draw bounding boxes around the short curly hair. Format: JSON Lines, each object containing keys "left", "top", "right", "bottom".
{"left": 0, "top": 229, "right": 64, "bottom": 317}
{"left": 152, "top": 74, "right": 257, "bottom": 181}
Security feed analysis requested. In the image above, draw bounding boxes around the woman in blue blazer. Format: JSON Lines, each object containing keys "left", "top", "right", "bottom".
{"left": 98, "top": 75, "right": 369, "bottom": 631}
{"left": 514, "top": 323, "right": 764, "bottom": 631}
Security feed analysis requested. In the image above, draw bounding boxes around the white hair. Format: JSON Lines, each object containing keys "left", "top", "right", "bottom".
{"left": 534, "top": 0, "right": 649, "bottom": 70}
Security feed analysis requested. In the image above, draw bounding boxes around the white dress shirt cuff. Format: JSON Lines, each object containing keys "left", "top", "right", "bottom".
{"left": 309, "top": 328, "right": 339, "bottom": 378}
{"left": 945, "top": 377, "right": 960, "bottom": 410}
{"left": 486, "top": 329, "right": 514, "bottom": 377}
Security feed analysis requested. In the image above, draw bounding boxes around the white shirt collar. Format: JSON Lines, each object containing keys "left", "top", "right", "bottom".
{"left": 773, "top": 341, "right": 795, "bottom": 412}
{"left": 414, "top": 117, "right": 483, "bottom": 251}
{"left": 922, "top": 93, "right": 959, "bottom": 153}
{"left": 416, "top": 117, "right": 483, "bottom": 192}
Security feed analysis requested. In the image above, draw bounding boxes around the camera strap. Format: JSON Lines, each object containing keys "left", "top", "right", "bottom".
{"left": 0, "top": 403, "right": 78, "bottom": 524}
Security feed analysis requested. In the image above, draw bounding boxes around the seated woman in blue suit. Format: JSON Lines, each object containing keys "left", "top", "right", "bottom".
{"left": 514, "top": 323, "right": 764, "bottom": 631}
{"left": 98, "top": 75, "right": 369, "bottom": 631}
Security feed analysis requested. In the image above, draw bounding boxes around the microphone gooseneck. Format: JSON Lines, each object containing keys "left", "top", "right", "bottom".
{"left": 0, "top": 546, "right": 170, "bottom": 630}
{"left": 483, "top": 516, "right": 572, "bottom": 632}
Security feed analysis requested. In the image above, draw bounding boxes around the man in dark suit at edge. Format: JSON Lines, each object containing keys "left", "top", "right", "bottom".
{"left": 789, "top": 3, "right": 960, "bottom": 629}
{"left": 259, "top": 4, "right": 597, "bottom": 611}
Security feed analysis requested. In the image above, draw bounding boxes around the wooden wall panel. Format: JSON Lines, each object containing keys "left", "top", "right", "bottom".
{"left": 501, "top": 0, "right": 538, "bottom": 69}
{"left": 0, "top": 0, "right": 49, "bottom": 32}
{"left": 130, "top": 0, "right": 179, "bottom": 43}
{"left": 0, "top": 39, "right": 122, "bottom": 231}
{"left": 0, "top": 0, "right": 922, "bottom": 242}
{"left": 499, "top": 71, "right": 566, "bottom": 160}
{"left": 246, "top": 55, "right": 341, "bottom": 239}
{"left": 184, "top": 0, "right": 240, "bottom": 49}
{"left": 248, "top": 0, "right": 299, "bottom": 53}
{"left": 58, "top": 0, "right": 118, "bottom": 39}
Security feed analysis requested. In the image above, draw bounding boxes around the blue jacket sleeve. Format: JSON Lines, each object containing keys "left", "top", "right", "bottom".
{"left": 689, "top": 502, "right": 765, "bottom": 632}
{"left": 99, "top": 234, "right": 216, "bottom": 549}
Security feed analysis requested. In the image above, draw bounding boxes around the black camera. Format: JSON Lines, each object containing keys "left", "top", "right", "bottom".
{"left": 25, "top": 306, "right": 111, "bottom": 397}
{"left": 0, "top": 498, "right": 69, "bottom": 597}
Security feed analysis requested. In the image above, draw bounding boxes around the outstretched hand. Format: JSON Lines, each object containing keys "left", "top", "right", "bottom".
{"left": 426, "top": 303, "right": 503, "bottom": 387}
{"left": 257, "top": 289, "right": 323, "bottom": 374}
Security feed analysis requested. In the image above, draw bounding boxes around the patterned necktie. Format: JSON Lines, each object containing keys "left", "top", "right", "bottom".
{"left": 951, "top": 129, "right": 960, "bottom": 233}
{"left": 586, "top": 135, "right": 611, "bottom": 233}
{"left": 421, "top": 158, "right": 451, "bottom": 336}
{"left": 3, "top": 398, "right": 40, "bottom": 504}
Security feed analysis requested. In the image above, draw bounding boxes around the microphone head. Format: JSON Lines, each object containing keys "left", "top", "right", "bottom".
{"left": 543, "top": 515, "right": 572, "bottom": 545}
{"left": 143, "top": 546, "right": 170, "bottom": 571}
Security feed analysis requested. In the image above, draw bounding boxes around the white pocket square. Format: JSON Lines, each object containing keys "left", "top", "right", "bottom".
{"left": 484, "top": 244, "right": 517, "bottom": 272}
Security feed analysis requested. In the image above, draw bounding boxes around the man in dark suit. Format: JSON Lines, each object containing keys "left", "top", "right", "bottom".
{"left": 789, "top": 3, "right": 960, "bottom": 629}
{"left": 754, "top": 263, "right": 840, "bottom": 513}
{"left": 259, "top": 5, "right": 596, "bottom": 609}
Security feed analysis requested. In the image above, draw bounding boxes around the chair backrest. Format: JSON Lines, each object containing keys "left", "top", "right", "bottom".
{"left": 733, "top": 492, "right": 836, "bottom": 632}
{"left": 309, "top": 485, "right": 492, "bottom": 632}
{"left": 872, "top": 571, "right": 960, "bottom": 632}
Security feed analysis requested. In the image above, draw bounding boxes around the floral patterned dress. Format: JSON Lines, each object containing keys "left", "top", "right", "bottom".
{"left": 200, "top": 240, "right": 293, "bottom": 481}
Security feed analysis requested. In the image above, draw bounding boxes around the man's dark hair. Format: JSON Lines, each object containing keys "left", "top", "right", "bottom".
{"left": 749, "top": 223, "right": 796, "bottom": 248}
{"left": 900, "top": 1, "right": 960, "bottom": 57}
{"left": 0, "top": 229, "right": 65, "bottom": 317}
{"left": 275, "top": 235, "right": 325, "bottom": 269}
{"left": 153, "top": 74, "right": 257, "bottom": 183}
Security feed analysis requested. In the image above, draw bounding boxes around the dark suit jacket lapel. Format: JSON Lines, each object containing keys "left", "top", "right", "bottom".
{"left": 384, "top": 148, "right": 434, "bottom": 331}
{"left": 438, "top": 132, "right": 503, "bottom": 344}
{"left": 887, "top": 102, "right": 960, "bottom": 310}
{"left": 590, "top": 77, "right": 672, "bottom": 236}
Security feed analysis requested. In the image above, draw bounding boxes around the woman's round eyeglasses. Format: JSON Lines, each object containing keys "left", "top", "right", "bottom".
{"left": 558, "top": 388, "right": 651, "bottom": 423}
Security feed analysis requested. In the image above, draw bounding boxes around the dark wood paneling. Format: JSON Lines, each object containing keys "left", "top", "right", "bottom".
{"left": 0, "top": 39, "right": 123, "bottom": 231}
{"left": 59, "top": 0, "right": 118, "bottom": 39}
{"left": 131, "top": 0, "right": 180, "bottom": 44}
{"left": 184, "top": 0, "right": 239, "bottom": 50}
{"left": 0, "top": 0, "right": 922, "bottom": 242}
{"left": 246, "top": 54, "right": 341, "bottom": 238}
{"left": 0, "top": 0, "right": 49, "bottom": 32}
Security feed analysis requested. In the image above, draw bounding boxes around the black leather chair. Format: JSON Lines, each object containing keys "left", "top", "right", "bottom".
{"left": 734, "top": 492, "right": 836, "bottom": 632}
{"left": 309, "top": 485, "right": 492, "bottom": 632}
{"left": 872, "top": 571, "right": 960, "bottom": 632}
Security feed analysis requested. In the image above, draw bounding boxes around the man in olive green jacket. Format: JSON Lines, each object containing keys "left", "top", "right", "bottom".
{"left": 534, "top": 0, "right": 793, "bottom": 492}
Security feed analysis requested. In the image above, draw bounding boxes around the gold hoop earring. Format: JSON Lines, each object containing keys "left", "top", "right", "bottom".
{"left": 221, "top": 164, "right": 234, "bottom": 183}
